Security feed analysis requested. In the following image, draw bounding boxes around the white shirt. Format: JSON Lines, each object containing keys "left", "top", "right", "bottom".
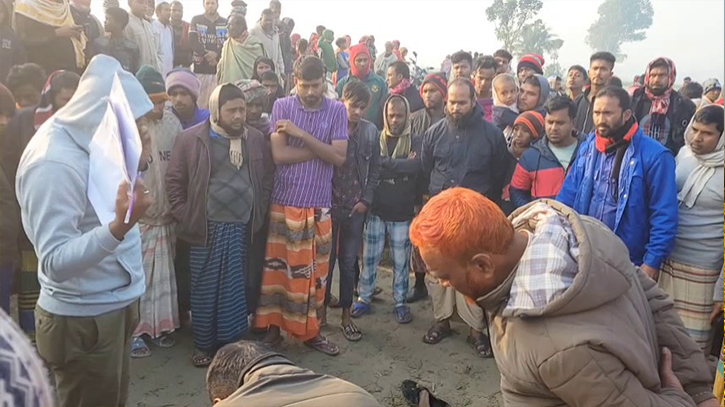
{"left": 152, "top": 19, "right": 174, "bottom": 77}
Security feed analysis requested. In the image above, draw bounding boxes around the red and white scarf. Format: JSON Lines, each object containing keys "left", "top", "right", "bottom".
{"left": 643, "top": 57, "right": 676, "bottom": 115}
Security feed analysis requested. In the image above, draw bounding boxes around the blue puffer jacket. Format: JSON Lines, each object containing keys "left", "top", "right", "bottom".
{"left": 556, "top": 127, "right": 677, "bottom": 269}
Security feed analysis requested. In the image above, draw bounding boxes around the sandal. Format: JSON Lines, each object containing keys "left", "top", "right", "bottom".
{"left": 148, "top": 333, "right": 176, "bottom": 348}
{"left": 350, "top": 301, "right": 372, "bottom": 318}
{"left": 422, "top": 323, "right": 453, "bottom": 344}
{"left": 192, "top": 349, "right": 212, "bottom": 367}
{"left": 467, "top": 334, "right": 493, "bottom": 358}
{"left": 131, "top": 337, "right": 151, "bottom": 358}
{"left": 394, "top": 305, "right": 413, "bottom": 324}
{"left": 401, "top": 379, "right": 450, "bottom": 407}
{"left": 340, "top": 322, "right": 362, "bottom": 342}
{"left": 304, "top": 335, "right": 340, "bottom": 356}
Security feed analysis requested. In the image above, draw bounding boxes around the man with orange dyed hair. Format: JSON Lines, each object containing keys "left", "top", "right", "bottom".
{"left": 410, "top": 188, "right": 716, "bottom": 407}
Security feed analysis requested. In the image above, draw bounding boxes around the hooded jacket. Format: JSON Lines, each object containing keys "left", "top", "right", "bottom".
{"left": 556, "top": 128, "right": 677, "bottom": 269}
{"left": 372, "top": 95, "right": 422, "bottom": 222}
{"left": 215, "top": 356, "right": 381, "bottom": 407}
{"left": 336, "top": 44, "right": 388, "bottom": 129}
{"left": 421, "top": 103, "right": 509, "bottom": 202}
{"left": 477, "top": 200, "right": 714, "bottom": 407}
{"left": 317, "top": 29, "right": 337, "bottom": 73}
{"left": 15, "top": 55, "right": 153, "bottom": 317}
{"left": 510, "top": 133, "right": 583, "bottom": 208}
{"left": 529, "top": 73, "right": 550, "bottom": 114}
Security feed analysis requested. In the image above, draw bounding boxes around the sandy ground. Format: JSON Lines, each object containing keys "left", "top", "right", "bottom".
{"left": 127, "top": 266, "right": 503, "bottom": 407}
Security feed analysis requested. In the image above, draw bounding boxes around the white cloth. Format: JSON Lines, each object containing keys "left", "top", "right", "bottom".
{"left": 152, "top": 19, "right": 174, "bottom": 77}
{"left": 248, "top": 24, "right": 284, "bottom": 74}
{"left": 124, "top": 14, "right": 160, "bottom": 71}
{"left": 677, "top": 105, "right": 724, "bottom": 208}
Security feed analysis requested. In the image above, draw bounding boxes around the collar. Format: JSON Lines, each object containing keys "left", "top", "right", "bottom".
{"left": 293, "top": 95, "right": 328, "bottom": 112}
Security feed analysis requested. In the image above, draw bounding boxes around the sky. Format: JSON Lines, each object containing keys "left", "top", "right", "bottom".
{"left": 96, "top": 0, "right": 724, "bottom": 84}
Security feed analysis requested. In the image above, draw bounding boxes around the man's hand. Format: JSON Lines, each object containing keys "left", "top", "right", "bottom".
{"left": 276, "top": 120, "right": 303, "bottom": 139}
{"left": 641, "top": 264, "right": 659, "bottom": 281}
{"left": 109, "top": 179, "right": 153, "bottom": 240}
{"left": 204, "top": 50, "right": 218, "bottom": 64}
{"left": 710, "top": 301, "right": 723, "bottom": 325}
{"left": 56, "top": 25, "right": 83, "bottom": 38}
{"left": 659, "top": 347, "right": 684, "bottom": 392}
{"left": 349, "top": 202, "right": 368, "bottom": 217}
{"left": 408, "top": 151, "right": 417, "bottom": 159}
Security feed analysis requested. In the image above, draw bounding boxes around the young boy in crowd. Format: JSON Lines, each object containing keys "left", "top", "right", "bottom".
{"left": 492, "top": 73, "right": 519, "bottom": 147}
{"left": 322, "top": 80, "right": 380, "bottom": 342}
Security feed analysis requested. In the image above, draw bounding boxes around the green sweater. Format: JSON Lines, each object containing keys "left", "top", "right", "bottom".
{"left": 336, "top": 72, "right": 388, "bottom": 129}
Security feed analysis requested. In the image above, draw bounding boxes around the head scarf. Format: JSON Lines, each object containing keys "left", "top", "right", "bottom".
{"left": 677, "top": 104, "right": 724, "bottom": 208}
{"left": 380, "top": 94, "right": 412, "bottom": 159}
{"left": 13, "top": 0, "right": 87, "bottom": 69}
{"left": 349, "top": 44, "right": 371, "bottom": 78}
{"left": 33, "top": 70, "right": 80, "bottom": 129}
{"left": 420, "top": 72, "right": 448, "bottom": 101}
{"left": 492, "top": 73, "right": 518, "bottom": 112}
{"left": 644, "top": 57, "right": 676, "bottom": 115}
{"left": 208, "top": 83, "right": 247, "bottom": 169}
{"left": 291, "top": 33, "right": 301, "bottom": 47}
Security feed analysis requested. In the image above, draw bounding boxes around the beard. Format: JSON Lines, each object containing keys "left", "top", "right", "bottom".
{"left": 648, "top": 85, "right": 666, "bottom": 96}
{"left": 219, "top": 121, "right": 244, "bottom": 137}
{"left": 447, "top": 108, "right": 472, "bottom": 128}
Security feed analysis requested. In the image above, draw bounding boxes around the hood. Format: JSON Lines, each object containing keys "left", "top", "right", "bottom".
{"left": 477, "top": 200, "right": 634, "bottom": 318}
{"left": 349, "top": 43, "right": 371, "bottom": 78}
{"left": 322, "top": 29, "right": 334, "bottom": 42}
{"left": 532, "top": 74, "right": 550, "bottom": 109}
{"left": 52, "top": 55, "right": 153, "bottom": 150}
{"left": 382, "top": 94, "right": 411, "bottom": 135}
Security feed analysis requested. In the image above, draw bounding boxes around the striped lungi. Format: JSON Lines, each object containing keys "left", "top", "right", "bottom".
{"left": 18, "top": 250, "right": 40, "bottom": 340}
{"left": 134, "top": 223, "right": 180, "bottom": 339}
{"left": 255, "top": 204, "right": 331, "bottom": 342}
{"left": 190, "top": 221, "right": 248, "bottom": 352}
{"left": 659, "top": 258, "right": 721, "bottom": 350}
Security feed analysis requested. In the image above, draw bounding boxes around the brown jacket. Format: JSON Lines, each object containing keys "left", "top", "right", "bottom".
{"left": 477, "top": 200, "right": 715, "bottom": 407}
{"left": 165, "top": 121, "right": 274, "bottom": 246}
{"left": 215, "top": 356, "right": 381, "bottom": 407}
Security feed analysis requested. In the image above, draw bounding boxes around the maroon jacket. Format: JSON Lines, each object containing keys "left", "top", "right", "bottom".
{"left": 166, "top": 121, "right": 274, "bottom": 246}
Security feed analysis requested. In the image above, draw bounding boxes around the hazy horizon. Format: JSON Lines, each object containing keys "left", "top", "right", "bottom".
{"left": 94, "top": 0, "right": 724, "bottom": 85}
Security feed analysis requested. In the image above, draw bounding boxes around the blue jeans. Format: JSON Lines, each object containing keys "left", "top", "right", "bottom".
{"left": 359, "top": 215, "right": 411, "bottom": 307}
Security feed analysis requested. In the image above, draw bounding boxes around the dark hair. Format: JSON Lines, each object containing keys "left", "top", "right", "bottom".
{"left": 342, "top": 80, "right": 371, "bottom": 106}
{"left": 294, "top": 56, "right": 324, "bottom": 81}
{"left": 650, "top": 58, "right": 670, "bottom": 71}
{"left": 51, "top": 70, "right": 81, "bottom": 94}
{"left": 315, "top": 25, "right": 325, "bottom": 35}
{"left": 106, "top": 7, "right": 129, "bottom": 29}
{"left": 451, "top": 51, "right": 473, "bottom": 67}
{"left": 692, "top": 105, "right": 724, "bottom": 134}
{"left": 260, "top": 70, "right": 278, "bottom": 83}
{"left": 260, "top": 8, "right": 274, "bottom": 17}
{"left": 155, "top": 1, "right": 168, "bottom": 13}
{"left": 683, "top": 76, "right": 691, "bottom": 81}
{"left": 218, "top": 83, "right": 245, "bottom": 108}
{"left": 335, "top": 37, "right": 346, "bottom": 48}
{"left": 606, "top": 76, "right": 623, "bottom": 88}
{"left": 297, "top": 38, "right": 308, "bottom": 53}
{"left": 595, "top": 86, "right": 631, "bottom": 110}
{"left": 229, "top": 14, "right": 247, "bottom": 32}
{"left": 206, "top": 341, "right": 278, "bottom": 402}
{"left": 568, "top": 64, "right": 587, "bottom": 79}
{"left": 5, "top": 63, "right": 46, "bottom": 94}
{"left": 449, "top": 78, "right": 475, "bottom": 99}
{"left": 252, "top": 56, "right": 275, "bottom": 80}
{"left": 389, "top": 61, "right": 410, "bottom": 80}
{"left": 474, "top": 55, "right": 496, "bottom": 72}
{"left": 590, "top": 51, "right": 616, "bottom": 69}
{"left": 493, "top": 49, "right": 513, "bottom": 62}
{"left": 680, "top": 82, "right": 704, "bottom": 99}
{"left": 522, "top": 75, "right": 541, "bottom": 89}
{"left": 545, "top": 96, "right": 576, "bottom": 119}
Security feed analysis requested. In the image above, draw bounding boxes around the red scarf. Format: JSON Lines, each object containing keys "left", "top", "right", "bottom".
{"left": 390, "top": 78, "right": 411, "bottom": 95}
{"left": 643, "top": 57, "right": 676, "bottom": 115}
{"left": 595, "top": 120, "right": 639, "bottom": 153}
{"left": 349, "top": 44, "right": 371, "bottom": 78}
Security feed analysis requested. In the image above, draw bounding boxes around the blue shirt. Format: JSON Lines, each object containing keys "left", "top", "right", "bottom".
{"left": 587, "top": 152, "right": 618, "bottom": 230}
{"left": 174, "top": 106, "right": 210, "bottom": 130}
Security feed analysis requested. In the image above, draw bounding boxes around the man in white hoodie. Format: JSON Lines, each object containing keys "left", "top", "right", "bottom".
{"left": 15, "top": 55, "right": 154, "bottom": 407}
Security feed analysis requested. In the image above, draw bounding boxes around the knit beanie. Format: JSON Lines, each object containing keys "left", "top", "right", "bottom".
{"left": 136, "top": 65, "right": 168, "bottom": 103}
{"left": 517, "top": 54, "right": 545, "bottom": 75}
{"left": 514, "top": 110, "right": 545, "bottom": 139}
{"left": 166, "top": 68, "right": 201, "bottom": 100}
{"left": 420, "top": 72, "right": 448, "bottom": 100}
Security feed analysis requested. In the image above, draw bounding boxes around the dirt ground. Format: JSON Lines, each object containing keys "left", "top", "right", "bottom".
{"left": 127, "top": 266, "right": 503, "bottom": 407}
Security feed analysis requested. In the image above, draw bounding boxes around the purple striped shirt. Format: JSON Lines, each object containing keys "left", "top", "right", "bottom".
{"left": 271, "top": 96, "right": 349, "bottom": 208}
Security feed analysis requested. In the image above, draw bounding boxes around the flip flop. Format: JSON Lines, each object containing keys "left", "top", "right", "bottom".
{"left": 394, "top": 305, "right": 413, "bottom": 324}
{"left": 401, "top": 379, "right": 450, "bottom": 407}
{"left": 148, "top": 334, "right": 176, "bottom": 348}
{"left": 340, "top": 322, "right": 362, "bottom": 342}
{"left": 192, "top": 349, "right": 212, "bottom": 367}
{"left": 131, "top": 337, "right": 151, "bottom": 358}
{"left": 422, "top": 324, "right": 453, "bottom": 345}
{"left": 350, "top": 301, "right": 372, "bottom": 318}
{"left": 304, "top": 335, "right": 340, "bottom": 356}
{"left": 467, "top": 334, "right": 493, "bottom": 358}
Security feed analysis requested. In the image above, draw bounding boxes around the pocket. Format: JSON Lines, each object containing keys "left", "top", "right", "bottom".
{"left": 35, "top": 306, "right": 67, "bottom": 366}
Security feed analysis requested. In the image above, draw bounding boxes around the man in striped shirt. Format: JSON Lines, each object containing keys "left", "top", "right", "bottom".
{"left": 255, "top": 56, "right": 348, "bottom": 356}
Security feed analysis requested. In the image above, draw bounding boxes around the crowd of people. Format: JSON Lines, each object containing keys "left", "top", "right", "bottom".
{"left": 0, "top": 0, "right": 723, "bottom": 406}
